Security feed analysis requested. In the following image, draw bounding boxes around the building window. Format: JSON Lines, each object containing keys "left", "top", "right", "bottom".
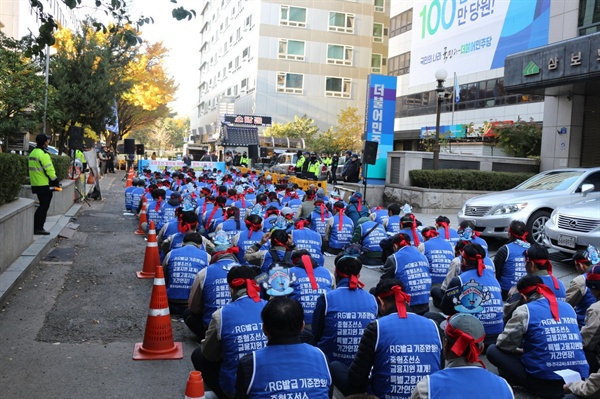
{"left": 374, "top": 0, "right": 385, "bottom": 13}
{"left": 280, "top": 5, "right": 307, "bottom": 27}
{"left": 327, "top": 44, "right": 353, "bottom": 65}
{"left": 373, "top": 22, "right": 384, "bottom": 42}
{"left": 325, "top": 77, "right": 351, "bottom": 98}
{"left": 277, "top": 72, "right": 304, "bottom": 94}
{"left": 242, "top": 46, "right": 251, "bottom": 60}
{"left": 390, "top": 8, "right": 412, "bottom": 38}
{"left": 244, "top": 15, "right": 253, "bottom": 30}
{"left": 278, "top": 39, "right": 305, "bottom": 61}
{"left": 388, "top": 51, "right": 410, "bottom": 76}
{"left": 371, "top": 53, "right": 382, "bottom": 73}
{"left": 329, "top": 12, "right": 355, "bottom": 33}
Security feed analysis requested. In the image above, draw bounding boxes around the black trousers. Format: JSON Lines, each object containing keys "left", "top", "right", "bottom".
{"left": 331, "top": 166, "right": 337, "bottom": 183}
{"left": 191, "top": 349, "right": 228, "bottom": 398}
{"left": 34, "top": 190, "right": 53, "bottom": 231}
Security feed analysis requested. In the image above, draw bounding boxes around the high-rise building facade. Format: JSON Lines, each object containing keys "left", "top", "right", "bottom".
{"left": 189, "top": 0, "right": 389, "bottom": 147}
{"left": 0, "top": 0, "right": 78, "bottom": 40}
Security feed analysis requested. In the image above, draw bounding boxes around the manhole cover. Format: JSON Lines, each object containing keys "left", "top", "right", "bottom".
{"left": 42, "top": 247, "right": 76, "bottom": 263}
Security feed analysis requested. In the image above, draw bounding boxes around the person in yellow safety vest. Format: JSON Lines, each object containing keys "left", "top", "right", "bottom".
{"left": 75, "top": 148, "right": 87, "bottom": 171}
{"left": 295, "top": 150, "right": 306, "bottom": 176}
{"left": 307, "top": 152, "right": 321, "bottom": 180}
{"left": 322, "top": 154, "right": 332, "bottom": 166}
{"left": 240, "top": 152, "right": 249, "bottom": 167}
{"left": 29, "top": 134, "right": 61, "bottom": 235}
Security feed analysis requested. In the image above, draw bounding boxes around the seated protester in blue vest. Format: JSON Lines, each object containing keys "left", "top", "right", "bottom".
{"left": 157, "top": 206, "right": 185, "bottom": 254}
{"left": 383, "top": 203, "right": 402, "bottom": 235}
{"left": 146, "top": 188, "right": 166, "bottom": 232}
{"left": 412, "top": 314, "right": 514, "bottom": 399}
{"left": 381, "top": 233, "right": 432, "bottom": 315}
{"left": 421, "top": 227, "right": 454, "bottom": 287}
{"left": 284, "top": 191, "right": 303, "bottom": 216}
{"left": 291, "top": 218, "right": 325, "bottom": 268}
{"left": 195, "top": 186, "right": 212, "bottom": 211}
{"left": 494, "top": 220, "right": 530, "bottom": 301}
{"left": 579, "top": 266, "right": 600, "bottom": 375}
{"left": 192, "top": 266, "right": 268, "bottom": 399}
{"left": 288, "top": 250, "right": 335, "bottom": 330}
{"left": 214, "top": 207, "right": 246, "bottom": 242}
{"left": 262, "top": 206, "right": 280, "bottom": 233}
{"left": 225, "top": 188, "right": 237, "bottom": 207}
{"left": 161, "top": 211, "right": 214, "bottom": 255}
{"left": 124, "top": 178, "right": 137, "bottom": 211}
{"left": 244, "top": 186, "right": 257, "bottom": 206}
{"left": 244, "top": 229, "right": 295, "bottom": 273}
{"left": 266, "top": 191, "right": 282, "bottom": 210}
{"left": 370, "top": 206, "right": 389, "bottom": 225}
{"left": 351, "top": 216, "right": 387, "bottom": 266}
{"left": 233, "top": 186, "right": 249, "bottom": 220}
{"left": 132, "top": 179, "right": 147, "bottom": 214}
{"left": 162, "top": 179, "right": 173, "bottom": 198}
{"left": 438, "top": 243, "right": 504, "bottom": 349}
{"left": 312, "top": 255, "right": 377, "bottom": 366}
{"left": 162, "top": 232, "right": 211, "bottom": 315}
{"left": 162, "top": 191, "right": 182, "bottom": 227}
{"left": 328, "top": 191, "right": 346, "bottom": 210}
{"left": 487, "top": 274, "right": 590, "bottom": 399}
{"left": 308, "top": 198, "right": 331, "bottom": 239}
{"left": 524, "top": 244, "right": 567, "bottom": 301}
{"left": 143, "top": 183, "right": 157, "bottom": 203}
{"left": 399, "top": 214, "right": 424, "bottom": 251}
{"left": 234, "top": 297, "right": 333, "bottom": 399}
{"left": 232, "top": 215, "right": 265, "bottom": 266}
{"left": 197, "top": 194, "right": 215, "bottom": 222}
{"left": 183, "top": 231, "right": 239, "bottom": 339}
{"left": 458, "top": 220, "right": 489, "bottom": 256}
{"left": 566, "top": 247, "right": 600, "bottom": 328}
{"left": 316, "top": 187, "right": 330, "bottom": 204}
{"left": 345, "top": 192, "right": 369, "bottom": 226}
{"left": 435, "top": 215, "right": 460, "bottom": 247}
{"left": 248, "top": 193, "right": 268, "bottom": 218}
{"left": 293, "top": 183, "right": 305, "bottom": 201}
{"left": 324, "top": 202, "right": 354, "bottom": 256}
{"left": 279, "top": 206, "right": 295, "bottom": 226}
{"left": 330, "top": 279, "right": 443, "bottom": 398}
{"left": 204, "top": 196, "right": 227, "bottom": 234}
{"left": 295, "top": 189, "right": 316, "bottom": 220}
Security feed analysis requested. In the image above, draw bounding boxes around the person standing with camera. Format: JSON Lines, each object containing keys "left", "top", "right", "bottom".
{"left": 29, "top": 133, "right": 61, "bottom": 235}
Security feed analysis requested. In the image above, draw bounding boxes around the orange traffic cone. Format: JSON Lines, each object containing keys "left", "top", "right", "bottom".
{"left": 133, "top": 265, "right": 183, "bottom": 360}
{"left": 125, "top": 167, "right": 134, "bottom": 188}
{"left": 184, "top": 371, "right": 205, "bottom": 399}
{"left": 136, "top": 221, "right": 159, "bottom": 279}
{"left": 134, "top": 197, "right": 148, "bottom": 235}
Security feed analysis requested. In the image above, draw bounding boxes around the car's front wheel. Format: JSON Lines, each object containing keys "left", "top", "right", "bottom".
{"left": 527, "top": 210, "right": 551, "bottom": 245}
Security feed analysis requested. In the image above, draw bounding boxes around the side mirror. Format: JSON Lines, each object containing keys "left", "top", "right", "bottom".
{"left": 582, "top": 183, "right": 595, "bottom": 196}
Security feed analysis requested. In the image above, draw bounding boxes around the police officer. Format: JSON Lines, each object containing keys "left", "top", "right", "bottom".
{"left": 29, "top": 133, "right": 60, "bottom": 235}
{"left": 330, "top": 153, "right": 339, "bottom": 184}
{"left": 307, "top": 152, "right": 321, "bottom": 180}
{"left": 240, "top": 152, "right": 249, "bottom": 167}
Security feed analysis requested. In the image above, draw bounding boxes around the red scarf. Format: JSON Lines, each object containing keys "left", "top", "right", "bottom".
{"left": 462, "top": 251, "right": 485, "bottom": 276}
{"left": 423, "top": 229, "right": 440, "bottom": 239}
{"left": 211, "top": 247, "right": 240, "bottom": 263}
{"left": 445, "top": 320, "right": 485, "bottom": 367}
{"left": 379, "top": 285, "right": 411, "bottom": 318}
{"left": 336, "top": 270, "right": 364, "bottom": 289}
{"left": 230, "top": 278, "right": 260, "bottom": 302}
{"left": 294, "top": 220, "right": 309, "bottom": 230}
{"left": 316, "top": 202, "right": 327, "bottom": 222}
{"left": 300, "top": 254, "right": 318, "bottom": 290}
{"left": 155, "top": 196, "right": 162, "bottom": 212}
{"left": 205, "top": 204, "right": 222, "bottom": 229}
{"left": 529, "top": 258, "right": 560, "bottom": 290}
{"left": 438, "top": 221, "right": 450, "bottom": 239}
{"left": 520, "top": 284, "right": 560, "bottom": 321}
{"left": 336, "top": 207, "right": 345, "bottom": 231}
{"left": 509, "top": 227, "right": 528, "bottom": 242}
{"left": 178, "top": 222, "right": 197, "bottom": 234}
{"left": 410, "top": 214, "right": 420, "bottom": 246}
{"left": 245, "top": 220, "right": 262, "bottom": 238}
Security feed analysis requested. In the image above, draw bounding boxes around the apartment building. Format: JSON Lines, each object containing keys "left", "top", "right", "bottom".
{"left": 0, "top": 0, "right": 78, "bottom": 39}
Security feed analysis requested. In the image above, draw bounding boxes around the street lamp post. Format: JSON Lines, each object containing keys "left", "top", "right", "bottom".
{"left": 432, "top": 69, "right": 447, "bottom": 171}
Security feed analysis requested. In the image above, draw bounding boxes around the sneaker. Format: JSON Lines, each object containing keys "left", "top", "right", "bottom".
{"left": 34, "top": 229, "right": 50, "bottom": 235}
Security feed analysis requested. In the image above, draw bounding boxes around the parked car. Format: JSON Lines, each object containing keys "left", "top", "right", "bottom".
{"left": 28, "top": 142, "right": 61, "bottom": 155}
{"left": 268, "top": 152, "right": 328, "bottom": 180}
{"left": 457, "top": 167, "right": 600, "bottom": 244}
{"left": 543, "top": 185, "right": 600, "bottom": 254}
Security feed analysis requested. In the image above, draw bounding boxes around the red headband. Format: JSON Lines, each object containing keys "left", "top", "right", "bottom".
{"left": 438, "top": 221, "right": 450, "bottom": 240}
{"left": 294, "top": 219, "right": 309, "bottom": 230}
{"left": 230, "top": 278, "right": 260, "bottom": 302}
{"left": 423, "top": 229, "right": 440, "bottom": 239}
{"left": 336, "top": 270, "right": 364, "bottom": 290}
{"left": 445, "top": 320, "right": 485, "bottom": 367}
{"left": 379, "top": 285, "right": 411, "bottom": 318}
{"left": 155, "top": 196, "right": 162, "bottom": 211}
{"left": 520, "top": 284, "right": 560, "bottom": 321}
{"left": 528, "top": 257, "right": 560, "bottom": 290}
{"left": 509, "top": 228, "right": 528, "bottom": 241}
{"left": 300, "top": 254, "right": 318, "bottom": 290}
{"left": 336, "top": 207, "right": 345, "bottom": 231}
{"left": 462, "top": 251, "right": 485, "bottom": 277}
{"left": 211, "top": 247, "right": 240, "bottom": 263}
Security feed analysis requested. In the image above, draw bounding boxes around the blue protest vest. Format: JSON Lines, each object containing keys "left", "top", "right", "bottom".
{"left": 428, "top": 367, "right": 514, "bottom": 399}
{"left": 498, "top": 240, "right": 529, "bottom": 291}
{"left": 131, "top": 187, "right": 144, "bottom": 209}
{"left": 390, "top": 246, "right": 432, "bottom": 306}
{"left": 162, "top": 202, "right": 179, "bottom": 226}
{"left": 162, "top": 219, "right": 179, "bottom": 241}
{"left": 262, "top": 215, "right": 278, "bottom": 233}
{"left": 219, "top": 219, "right": 247, "bottom": 241}
{"left": 165, "top": 245, "right": 210, "bottom": 300}
{"left": 372, "top": 209, "right": 389, "bottom": 224}
{"left": 472, "top": 235, "right": 489, "bottom": 255}
{"left": 575, "top": 274, "right": 596, "bottom": 327}
{"left": 371, "top": 313, "right": 442, "bottom": 399}
{"left": 522, "top": 300, "right": 589, "bottom": 380}
{"left": 359, "top": 221, "right": 387, "bottom": 252}
{"left": 317, "top": 283, "right": 377, "bottom": 366}
{"left": 437, "top": 227, "right": 460, "bottom": 247}
{"left": 289, "top": 266, "right": 333, "bottom": 325}
{"left": 399, "top": 228, "right": 424, "bottom": 247}
{"left": 147, "top": 199, "right": 165, "bottom": 231}
{"left": 309, "top": 208, "right": 331, "bottom": 238}
{"left": 236, "top": 230, "right": 264, "bottom": 265}
{"left": 261, "top": 248, "right": 289, "bottom": 273}
{"left": 329, "top": 214, "right": 354, "bottom": 249}
{"left": 219, "top": 296, "right": 268, "bottom": 396}
{"left": 540, "top": 275, "right": 567, "bottom": 302}
{"left": 286, "top": 198, "right": 303, "bottom": 215}
{"left": 125, "top": 186, "right": 136, "bottom": 210}
{"left": 233, "top": 198, "right": 249, "bottom": 220}
{"left": 292, "top": 228, "right": 324, "bottom": 267}
{"left": 245, "top": 193, "right": 257, "bottom": 206}
{"left": 169, "top": 232, "right": 206, "bottom": 253}
{"left": 423, "top": 237, "right": 455, "bottom": 285}
{"left": 201, "top": 262, "right": 234, "bottom": 326}
{"left": 457, "top": 269, "right": 504, "bottom": 335}
{"left": 248, "top": 344, "right": 331, "bottom": 399}
{"left": 386, "top": 215, "right": 401, "bottom": 234}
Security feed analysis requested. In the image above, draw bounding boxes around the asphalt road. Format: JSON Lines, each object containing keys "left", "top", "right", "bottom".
{"left": 0, "top": 171, "right": 578, "bottom": 399}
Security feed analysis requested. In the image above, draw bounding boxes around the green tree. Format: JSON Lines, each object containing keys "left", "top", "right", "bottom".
{"left": 333, "top": 106, "right": 364, "bottom": 152}
{"left": 263, "top": 114, "right": 320, "bottom": 143}
{"left": 131, "top": 116, "right": 188, "bottom": 153}
{"left": 495, "top": 118, "right": 542, "bottom": 157}
{"left": 0, "top": 32, "right": 45, "bottom": 152}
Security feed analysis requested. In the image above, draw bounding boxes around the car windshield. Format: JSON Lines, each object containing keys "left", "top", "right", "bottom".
{"left": 514, "top": 171, "right": 584, "bottom": 191}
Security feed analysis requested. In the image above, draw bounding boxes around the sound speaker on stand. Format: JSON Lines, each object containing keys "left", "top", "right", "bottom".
{"left": 124, "top": 138, "right": 135, "bottom": 154}
{"left": 68, "top": 126, "right": 84, "bottom": 150}
{"left": 136, "top": 144, "right": 145, "bottom": 156}
{"left": 362, "top": 140, "right": 379, "bottom": 165}
{"left": 248, "top": 145, "right": 259, "bottom": 159}
{"left": 260, "top": 147, "right": 268, "bottom": 158}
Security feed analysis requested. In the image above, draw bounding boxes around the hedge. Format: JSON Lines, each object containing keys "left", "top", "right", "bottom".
{"left": 409, "top": 169, "right": 535, "bottom": 191}
{"left": 0, "top": 153, "right": 70, "bottom": 205}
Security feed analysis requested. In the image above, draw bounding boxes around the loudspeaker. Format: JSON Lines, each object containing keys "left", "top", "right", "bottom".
{"left": 260, "top": 147, "right": 268, "bottom": 157}
{"left": 68, "top": 126, "right": 84, "bottom": 150}
{"left": 136, "top": 144, "right": 145, "bottom": 155}
{"left": 248, "top": 144, "right": 259, "bottom": 159}
{"left": 362, "top": 140, "right": 379, "bottom": 165}
{"left": 124, "top": 138, "right": 135, "bottom": 154}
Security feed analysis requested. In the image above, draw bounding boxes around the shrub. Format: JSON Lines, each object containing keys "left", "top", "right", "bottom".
{"left": 51, "top": 155, "right": 71, "bottom": 181}
{"left": 409, "top": 169, "right": 535, "bottom": 191}
{"left": 0, "top": 154, "right": 28, "bottom": 205}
